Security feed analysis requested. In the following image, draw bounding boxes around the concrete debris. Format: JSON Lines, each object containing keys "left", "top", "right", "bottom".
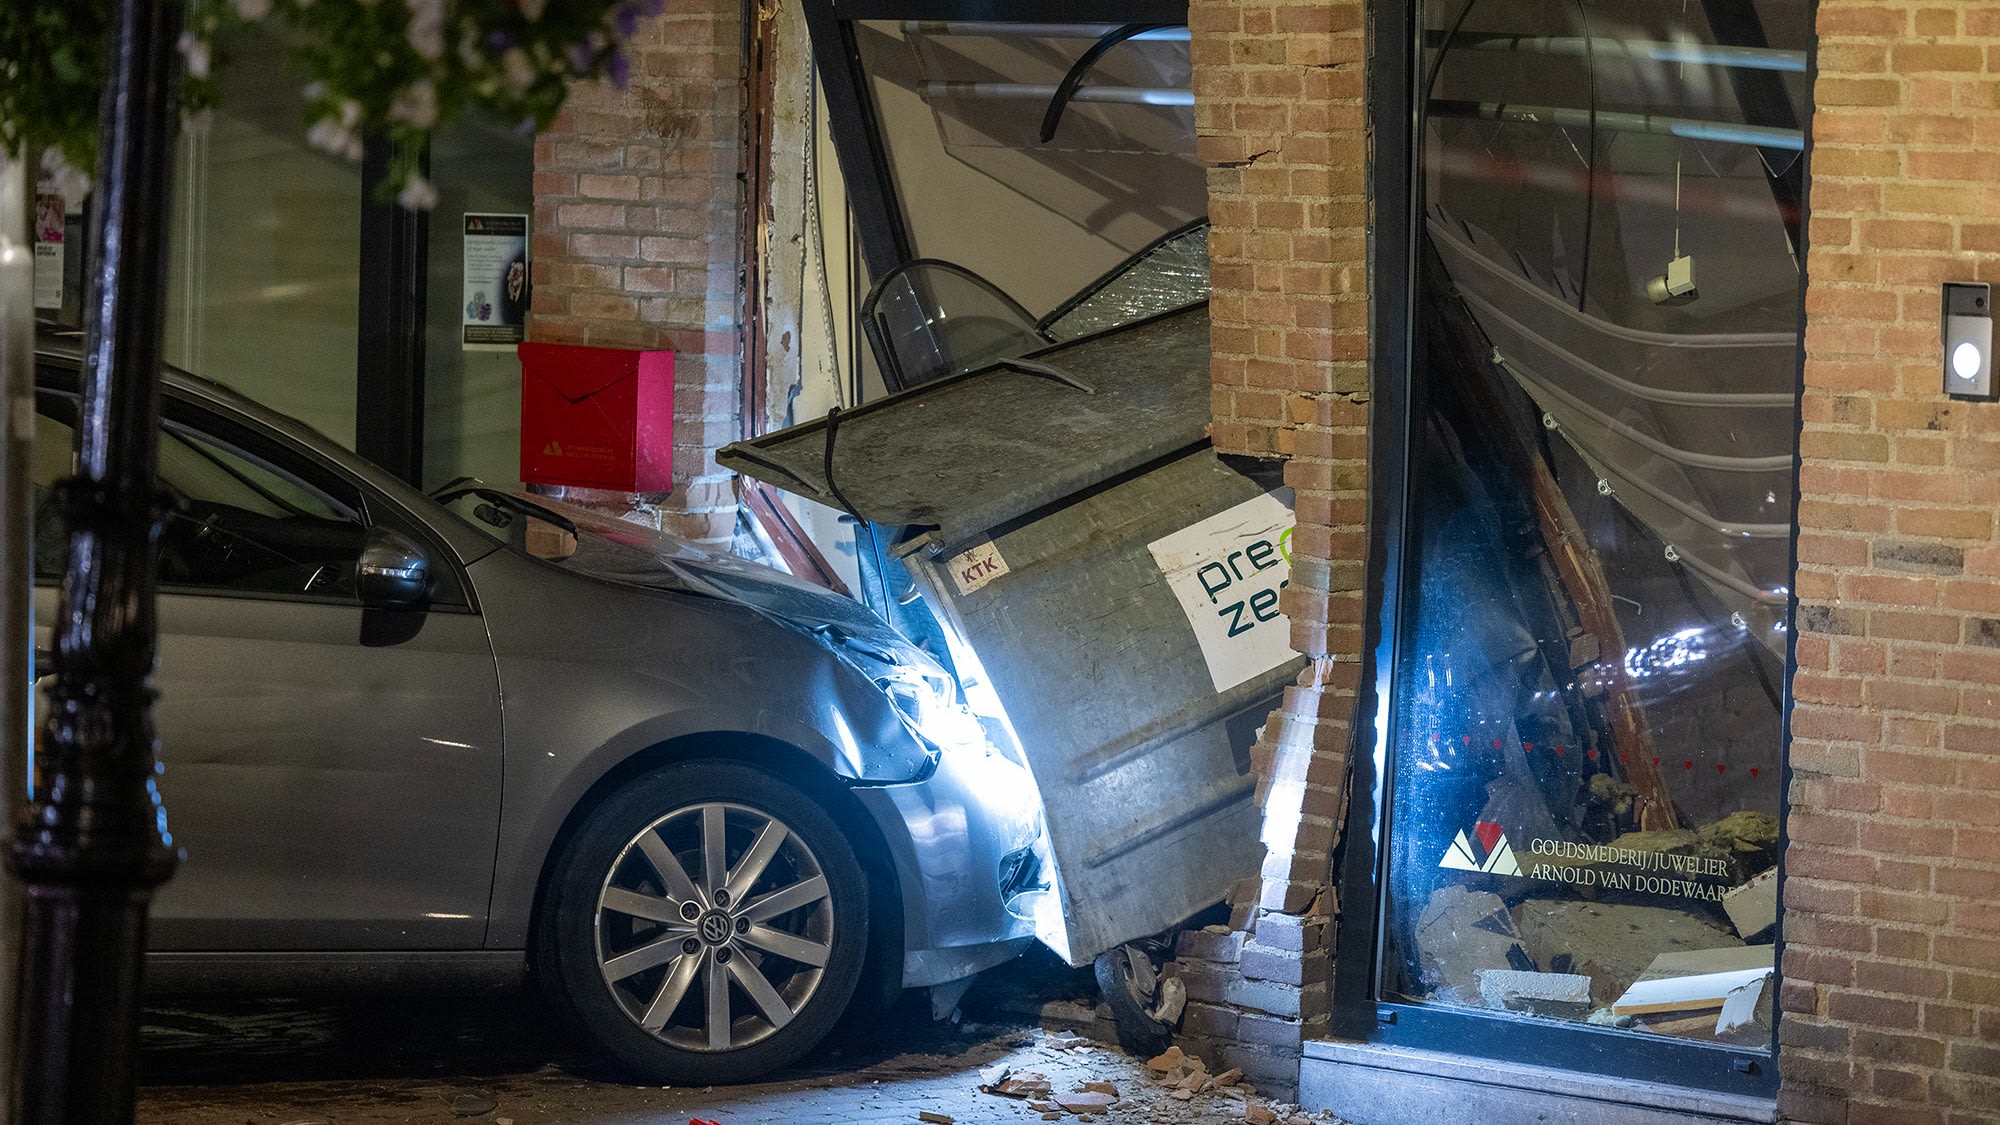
{"left": 918, "top": 1113, "right": 955, "bottom": 1124}
{"left": 1475, "top": 969, "right": 1593, "bottom": 1011}
{"left": 1246, "top": 1103, "right": 1277, "bottom": 1124}
{"left": 1042, "top": 1029, "right": 1089, "bottom": 1051}
{"left": 1056, "top": 1091, "right": 1118, "bottom": 1112}
{"left": 1147, "top": 1046, "right": 1186, "bottom": 1073}
{"left": 983, "top": 1071, "right": 1053, "bottom": 1099}
{"left": 978, "top": 1064, "right": 1011, "bottom": 1088}
{"left": 1414, "top": 887, "right": 1527, "bottom": 1005}
{"left": 447, "top": 1091, "right": 498, "bottom": 1117}
{"left": 1696, "top": 811, "right": 1780, "bottom": 874}
{"left": 1722, "top": 868, "right": 1779, "bottom": 940}
{"left": 1714, "top": 976, "right": 1768, "bottom": 1035}
{"left": 1513, "top": 897, "right": 1740, "bottom": 1005}
{"left": 1151, "top": 974, "right": 1190, "bottom": 1024}
{"left": 1081, "top": 1081, "right": 1119, "bottom": 1096}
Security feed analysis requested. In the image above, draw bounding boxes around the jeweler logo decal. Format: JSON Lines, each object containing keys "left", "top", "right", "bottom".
{"left": 1439, "top": 821, "right": 1523, "bottom": 877}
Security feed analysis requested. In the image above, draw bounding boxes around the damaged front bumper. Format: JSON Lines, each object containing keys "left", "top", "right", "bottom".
{"left": 850, "top": 723, "right": 1055, "bottom": 990}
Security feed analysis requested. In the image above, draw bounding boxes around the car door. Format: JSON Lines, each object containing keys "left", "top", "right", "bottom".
{"left": 31, "top": 384, "right": 503, "bottom": 951}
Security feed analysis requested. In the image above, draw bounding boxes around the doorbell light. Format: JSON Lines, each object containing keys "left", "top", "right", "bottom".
{"left": 1943, "top": 282, "right": 1993, "bottom": 401}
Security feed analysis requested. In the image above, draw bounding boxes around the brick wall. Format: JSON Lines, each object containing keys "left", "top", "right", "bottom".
{"left": 1199, "top": 0, "right": 2000, "bottom": 1119}
{"left": 530, "top": 0, "right": 744, "bottom": 544}
{"left": 1780, "top": 2, "right": 2000, "bottom": 1121}
{"left": 1183, "top": 0, "right": 1371, "bottom": 1098}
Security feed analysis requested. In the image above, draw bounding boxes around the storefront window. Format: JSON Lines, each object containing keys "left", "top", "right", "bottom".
{"left": 851, "top": 20, "right": 1205, "bottom": 317}
{"left": 1380, "top": 0, "right": 1807, "bottom": 1060}
{"left": 423, "top": 114, "right": 534, "bottom": 490}
{"left": 166, "top": 27, "right": 362, "bottom": 447}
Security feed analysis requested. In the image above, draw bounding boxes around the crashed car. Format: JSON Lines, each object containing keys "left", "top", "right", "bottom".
{"left": 29, "top": 344, "right": 1047, "bottom": 1083}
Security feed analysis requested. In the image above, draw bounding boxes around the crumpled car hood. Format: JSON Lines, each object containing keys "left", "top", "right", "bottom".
{"left": 533, "top": 497, "right": 943, "bottom": 674}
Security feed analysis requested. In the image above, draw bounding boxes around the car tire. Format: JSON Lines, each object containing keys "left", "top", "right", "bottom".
{"left": 1094, "top": 941, "right": 1177, "bottom": 1057}
{"left": 537, "top": 762, "right": 869, "bottom": 1084}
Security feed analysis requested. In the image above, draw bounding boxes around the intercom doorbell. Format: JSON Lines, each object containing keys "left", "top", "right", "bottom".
{"left": 1943, "top": 281, "right": 1993, "bottom": 401}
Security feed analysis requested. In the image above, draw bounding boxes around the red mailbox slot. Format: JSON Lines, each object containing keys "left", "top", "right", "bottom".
{"left": 518, "top": 342, "right": 674, "bottom": 492}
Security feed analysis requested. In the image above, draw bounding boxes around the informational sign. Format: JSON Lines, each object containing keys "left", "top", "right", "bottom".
{"left": 1147, "top": 492, "right": 1295, "bottom": 692}
{"left": 946, "top": 538, "right": 1011, "bottom": 595}
{"left": 33, "top": 186, "right": 63, "bottom": 311}
{"left": 1438, "top": 819, "right": 1733, "bottom": 902}
{"left": 462, "top": 213, "right": 528, "bottom": 350}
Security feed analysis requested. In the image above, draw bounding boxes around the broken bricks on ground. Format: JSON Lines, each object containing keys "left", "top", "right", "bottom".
{"left": 969, "top": 1030, "right": 1332, "bottom": 1124}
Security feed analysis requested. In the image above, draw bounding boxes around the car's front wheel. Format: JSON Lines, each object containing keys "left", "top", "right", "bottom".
{"left": 537, "top": 762, "right": 869, "bottom": 1083}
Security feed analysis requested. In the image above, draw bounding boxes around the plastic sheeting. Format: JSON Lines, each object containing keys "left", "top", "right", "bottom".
{"left": 1041, "top": 221, "right": 1211, "bottom": 343}
{"left": 1429, "top": 210, "right": 1795, "bottom": 646}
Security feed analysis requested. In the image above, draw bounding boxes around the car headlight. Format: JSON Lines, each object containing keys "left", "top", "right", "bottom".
{"left": 818, "top": 626, "right": 983, "bottom": 747}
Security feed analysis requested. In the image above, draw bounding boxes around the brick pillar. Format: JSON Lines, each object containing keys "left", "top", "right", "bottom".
{"left": 1780, "top": 3, "right": 2000, "bottom": 1121}
{"left": 1180, "top": 0, "right": 1370, "bottom": 1099}
{"left": 530, "top": 0, "right": 744, "bottom": 544}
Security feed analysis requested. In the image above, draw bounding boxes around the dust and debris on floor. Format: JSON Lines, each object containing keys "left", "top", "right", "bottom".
{"left": 137, "top": 952, "right": 1350, "bottom": 1125}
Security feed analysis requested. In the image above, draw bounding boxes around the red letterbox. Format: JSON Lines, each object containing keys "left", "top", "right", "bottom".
{"left": 518, "top": 342, "right": 675, "bottom": 492}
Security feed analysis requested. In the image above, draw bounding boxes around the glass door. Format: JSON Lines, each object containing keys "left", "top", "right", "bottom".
{"left": 1359, "top": 0, "right": 1809, "bottom": 1092}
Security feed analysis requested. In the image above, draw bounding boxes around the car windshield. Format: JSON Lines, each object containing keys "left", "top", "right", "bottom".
{"left": 437, "top": 484, "right": 902, "bottom": 644}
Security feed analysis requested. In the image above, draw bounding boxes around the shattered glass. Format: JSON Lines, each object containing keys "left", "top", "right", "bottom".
{"left": 1379, "top": 0, "right": 1808, "bottom": 1054}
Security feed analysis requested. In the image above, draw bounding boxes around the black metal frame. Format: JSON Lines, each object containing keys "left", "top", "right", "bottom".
{"left": 799, "top": 0, "right": 1189, "bottom": 283}
{"left": 356, "top": 133, "right": 432, "bottom": 487}
{"left": 1329, "top": 0, "right": 1810, "bottom": 1101}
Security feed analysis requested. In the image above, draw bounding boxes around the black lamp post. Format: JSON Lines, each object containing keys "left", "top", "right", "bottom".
{"left": 7, "top": 0, "right": 183, "bottom": 1118}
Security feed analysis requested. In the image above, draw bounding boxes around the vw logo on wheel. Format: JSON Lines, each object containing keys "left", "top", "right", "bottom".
{"left": 699, "top": 911, "right": 733, "bottom": 945}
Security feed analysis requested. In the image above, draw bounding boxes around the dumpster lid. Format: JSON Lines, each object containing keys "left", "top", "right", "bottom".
{"left": 717, "top": 305, "right": 1209, "bottom": 550}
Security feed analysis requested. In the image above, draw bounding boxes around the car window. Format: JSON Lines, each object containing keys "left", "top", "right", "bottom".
{"left": 154, "top": 421, "right": 369, "bottom": 598}
{"left": 35, "top": 391, "right": 364, "bottom": 601}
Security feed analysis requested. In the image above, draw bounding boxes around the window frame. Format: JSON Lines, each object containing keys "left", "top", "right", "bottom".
{"left": 1326, "top": 0, "right": 1806, "bottom": 1100}
{"left": 31, "top": 368, "right": 477, "bottom": 613}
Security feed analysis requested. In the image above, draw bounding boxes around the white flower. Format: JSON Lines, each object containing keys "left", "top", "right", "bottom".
{"left": 177, "top": 32, "right": 210, "bottom": 79}
{"left": 38, "top": 147, "right": 90, "bottom": 205}
{"left": 232, "top": 0, "right": 272, "bottom": 18}
{"left": 404, "top": 0, "right": 445, "bottom": 60}
{"left": 397, "top": 174, "right": 439, "bottom": 211}
{"left": 388, "top": 79, "right": 438, "bottom": 129}
{"left": 499, "top": 47, "right": 536, "bottom": 95}
{"left": 305, "top": 109, "right": 364, "bottom": 161}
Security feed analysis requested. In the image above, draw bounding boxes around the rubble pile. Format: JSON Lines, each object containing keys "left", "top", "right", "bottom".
{"left": 969, "top": 1032, "right": 1342, "bottom": 1124}
{"left": 1408, "top": 807, "right": 1782, "bottom": 1046}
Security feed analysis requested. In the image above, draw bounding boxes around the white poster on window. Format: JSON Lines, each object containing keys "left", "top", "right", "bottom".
{"left": 33, "top": 184, "right": 63, "bottom": 311}
{"left": 1147, "top": 492, "right": 1296, "bottom": 693}
{"left": 463, "top": 213, "right": 528, "bottom": 351}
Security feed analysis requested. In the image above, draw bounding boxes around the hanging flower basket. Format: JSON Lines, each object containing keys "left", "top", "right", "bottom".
{"left": 0, "top": 0, "right": 661, "bottom": 207}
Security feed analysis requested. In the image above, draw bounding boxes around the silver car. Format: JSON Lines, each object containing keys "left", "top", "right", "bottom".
{"left": 29, "top": 347, "right": 1049, "bottom": 1083}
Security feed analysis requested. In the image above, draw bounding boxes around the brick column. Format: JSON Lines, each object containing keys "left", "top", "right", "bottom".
{"left": 1180, "top": 0, "right": 1370, "bottom": 1099}
{"left": 530, "top": 0, "right": 744, "bottom": 544}
{"left": 1780, "top": 2, "right": 2000, "bottom": 1120}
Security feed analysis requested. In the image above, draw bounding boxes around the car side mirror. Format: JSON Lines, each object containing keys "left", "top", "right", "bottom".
{"left": 356, "top": 529, "right": 432, "bottom": 608}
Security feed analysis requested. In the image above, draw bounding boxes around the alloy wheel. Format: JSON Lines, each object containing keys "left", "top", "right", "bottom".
{"left": 592, "top": 801, "right": 837, "bottom": 1053}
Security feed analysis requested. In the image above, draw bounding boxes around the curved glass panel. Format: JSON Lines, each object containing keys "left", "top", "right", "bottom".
{"left": 1381, "top": 0, "right": 1807, "bottom": 1057}
{"left": 862, "top": 262, "right": 1047, "bottom": 388}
